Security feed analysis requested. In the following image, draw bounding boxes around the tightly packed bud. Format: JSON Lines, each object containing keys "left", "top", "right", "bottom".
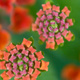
{"left": 32, "top": 2, "right": 74, "bottom": 49}
{"left": 0, "top": 38, "right": 49, "bottom": 80}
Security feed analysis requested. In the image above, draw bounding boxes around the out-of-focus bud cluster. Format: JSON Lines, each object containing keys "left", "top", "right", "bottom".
{"left": 0, "top": 0, "right": 36, "bottom": 33}
{"left": 61, "top": 64, "right": 80, "bottom": 80}
{"left": 0, "top": 25, "right": 11, "bottom": 50}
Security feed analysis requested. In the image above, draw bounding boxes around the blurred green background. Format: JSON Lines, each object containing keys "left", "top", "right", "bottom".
{"left": 0, "top": 0, "right": 80, "bottom": 80}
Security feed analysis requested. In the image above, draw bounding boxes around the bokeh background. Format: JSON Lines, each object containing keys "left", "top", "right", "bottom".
{"left": 0, "top": 0, "right": 80, "bottom": 80}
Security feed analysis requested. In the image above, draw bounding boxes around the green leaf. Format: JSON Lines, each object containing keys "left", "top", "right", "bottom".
{"left": 0, "top": 76, "right": 3, "bottom": 80}
{"left": 72, "top": 18, "right": 75, "bottom": 23}
{"left": 59, "top": 43, "right": 64, "bottom": 47}
{"left": 71, "top": 34, "right": 75, "bottom": 41}
{"left": 28, "top": 36, "right": 34, "bottom": 45}
{"left": 45, "top": 0, "right": 54, "bottom": 5}
{"left": 38, "top": 40, "right": 44, "bottom": 45}
{"left": 67, "top": 6, "right": 72, "bottom": 11}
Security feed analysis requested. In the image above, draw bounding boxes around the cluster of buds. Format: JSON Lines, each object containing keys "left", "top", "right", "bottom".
{"left": 32, "top": 2, "right": 74, "bottom": 49}
{"left": 0, "top": 25, "right": 10, "bottom": 50}
{"left": 9, "top": 7, "right": 33, "bottom": 33}
{"left": 0, "top": 0, "right": 36, "bottom": 14}
{"left": 0, "top": 38, "right": 49, "bottom": 80}
{"left": 62, "top": 64, "right": 80, "bottom": 80}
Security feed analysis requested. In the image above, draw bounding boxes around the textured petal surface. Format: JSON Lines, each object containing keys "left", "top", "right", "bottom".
{"left": 32, "top": 1, "right": 74, "bottom": 50}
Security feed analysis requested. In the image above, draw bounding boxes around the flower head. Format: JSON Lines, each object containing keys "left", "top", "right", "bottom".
{"left": 0, "top": 38, "right": 49, "bottom": 80}
{"left": 0, "top": 25, "right": 11, "bottom": 50}
{"left": 32, "top": 2, "right": 74, "bottom": 49}
{"left": 9, "top": 7, "right": 33, "bottom": 33}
